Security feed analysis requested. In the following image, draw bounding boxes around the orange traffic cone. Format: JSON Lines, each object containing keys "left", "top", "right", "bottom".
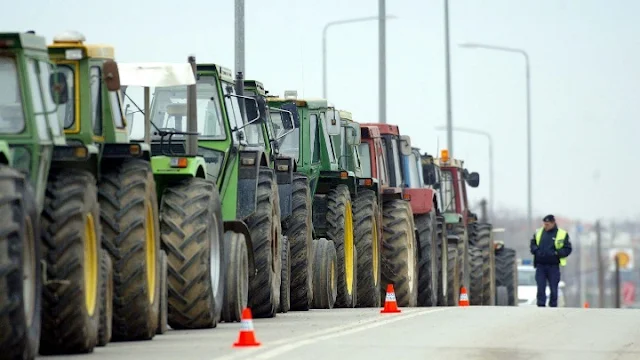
{"left": 233, "top": 308, "right": 261, "bottom": 347}
{"left": 583, "top": 302, "right": 590, "bottom": 308}
{"left": 458, "top": 286, "right": 469, "bottom": 306}
{"left": 380, "top": 284, "right": 402, "bottom": 313}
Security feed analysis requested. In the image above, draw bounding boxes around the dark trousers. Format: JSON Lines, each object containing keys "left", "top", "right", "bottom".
{"left": 535, "top": 264, "right": 560, "bottom": 307}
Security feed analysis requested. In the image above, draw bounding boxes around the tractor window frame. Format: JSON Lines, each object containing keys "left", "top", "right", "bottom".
{"left": 0, "top": 55, "right": 26, "bottom": 135}
{"left": 25, "top": 58, "right": 49, "bottom": 141}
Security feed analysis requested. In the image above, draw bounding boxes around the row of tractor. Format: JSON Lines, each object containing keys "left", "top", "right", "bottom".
{"left": 0, "top": 30, "right": 518, "bottom": 360}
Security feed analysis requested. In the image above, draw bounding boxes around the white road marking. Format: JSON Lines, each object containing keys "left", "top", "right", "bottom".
{"left": 215, "top": 307, "right": 453, "bottom": 360}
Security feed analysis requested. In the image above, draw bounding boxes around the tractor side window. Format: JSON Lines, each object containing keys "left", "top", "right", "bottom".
{"left": 26, "top": 59, "right": 49, "bottom": 141}
{"left": 390, "top": 139, "right": 403, "bottom": 187}
{"left": 309, "top": 114, "right": 320, "bottom": 163}
{"left": 55, "top": 65, "right": 75, "bottom": 129}
{"left": 457, "top": 170, "right": 466, "bottom": 212}
{"left": 441, "top": 169, "right": 456, "bottom": 212}
{"left": 223, "top": 84, "right": 247, "bottom": 143}
{"left": 358, "top": 143, "right": 371, "bottom": 177}
{"left": 319, "top": 112, "right": 336, "bottom": 163}
{"left": 38, "top": 61, "right": 62, "bottom": 136}
{"left": 406, "top": 153, "right": 421, "bottom": 188}
{"left": 109, "top": 92, "right": 125, "bottom": 128}
{"left": 0, "top": 56, "right": 25, "bottom": 134}
{"left": 90, "top": 66, "right": 102, "bottom": 136}
{"left": 378, "top": 141, "right": 388, "bottom": 185}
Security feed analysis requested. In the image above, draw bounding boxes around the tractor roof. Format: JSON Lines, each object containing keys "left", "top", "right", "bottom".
{"left": 338, "top": 110, "right": 353, "bottom": 121}
{"left": 244, "top": 80, "right": 266, "bottom": 95}
{"left": 118, "top": 62, "right": 196, "bottom": 87}
{"left": 0, "top": 32, "right": 47, "bottom": 51}
{"left": 266, "top": 91, "right": 328, "bottom": 110}
{"left": 48, "top": 31, "right": 114, "bottom": 59}
{"left": 360, "top": 124, "right": 381, "bottom": 139}
{"left": 359, "top": 123, "right": 400, "bottom": 136}
{"left": 196, "top": 63, "right": 234, "bottom": 83}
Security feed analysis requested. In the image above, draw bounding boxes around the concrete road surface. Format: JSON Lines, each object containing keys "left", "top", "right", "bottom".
{"left": 40, "top": 307, "right": 640, "bottom": 360}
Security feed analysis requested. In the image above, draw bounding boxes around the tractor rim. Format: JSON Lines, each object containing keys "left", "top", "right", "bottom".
{"left": 344, "top": 200, "right": 354, "bottom": 295}
{"left": 209, "top": 213, "right": 221, "bottom": 302}
{"left": 23, "top": 215, "right": 36, "bottom": 325}
{"left": 84, "top": 213, "right": 98, "bottom": 316}
{"left": 407, "top": 225, "right": 416, "bottom": 293}
{"left": 145, "top": 200, "right": 156, "bottom": 304}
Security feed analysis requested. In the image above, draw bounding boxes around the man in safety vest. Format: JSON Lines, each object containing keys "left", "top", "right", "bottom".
{"left": 529, "top": 214, "right": 572, "bottom": 307}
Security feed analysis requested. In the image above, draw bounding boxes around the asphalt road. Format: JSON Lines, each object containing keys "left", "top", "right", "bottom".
{"left": 40, "top": 306, "right": 640, "bottom": 360}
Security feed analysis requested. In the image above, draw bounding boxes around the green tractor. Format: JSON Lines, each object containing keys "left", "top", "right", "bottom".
{"left": 267, "top": 92, "right": 360, "bottom": 309}
{"left": 0, "top": 31, "right": 102, "bottom": 358}
{"left": 47, "top": 31, "right": 162, "bottom": 348}
{"left": 119, "top": 59, "right": 227, "bottom": 329}
{"left": 242, "top": 79, "right": 300, "bottom": 313}
{"left": 332, "top": 110, "right": 383, "bottom": 308}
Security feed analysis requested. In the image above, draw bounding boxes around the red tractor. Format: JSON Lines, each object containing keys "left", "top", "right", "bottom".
{"left": 425, "top": 149, "right": 497, "bottom": 306}
{"left": 359, "top": 123, "right": 440, "bottom": 307}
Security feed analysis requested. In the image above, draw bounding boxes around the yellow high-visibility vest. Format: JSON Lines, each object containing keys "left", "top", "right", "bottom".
{"left": 535, "top": 228, "right": 568, "bottom": 266}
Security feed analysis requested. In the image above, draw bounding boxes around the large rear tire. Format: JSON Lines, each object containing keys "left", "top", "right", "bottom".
{"left": 468, "top": 246, "right": 483, "bottom": 306}
{"left": 495, "top": 247, "right": 517, "bottom": 306}
{"left": 40, "top": 169, "right": 101, "bottom": 354}
{"left": 97, "top": 252, "right": 113, "bottom": 346}
{"left": 160, "top": 178, "right": 224, "bottom": 329}
{"left": 469, "top": 222, "right": 493, "bottom": 305}
{"left": 416, "top": 210, "right": 439, "bottom": 307}
{"left": 327, "top": 184, "right": 357, "bottom": 308}
{"left": 0, "top": 167, "right": 41, "bottom": 360}
{"left": 221, "top": 231, "right": 249, "bottom": 322}
{"left": 156, "top": 250, "right": 168, "bottom": 334}
{"left": 353, "top": 189, "right": 381, "bottom": 308}
{"left": 311, "top": 238, "right": 338, "bottom": 309}
{"left": 246, "top": 167, "right": 282, "bottom": 318}
{"left": 435, "top": 216, "right": 447, "bottom": 306}
{"left": 279, "top": 236, "right": 291, "bottom": 313}
{"left": 99, "top": 159, "right": 160, "bottom": 340}
{"left": 380, "top": 199, "right": 418, "bottom": 307}
{"left": 446, "top": 241, "right": 460, "bottom": 306}
{"left": 284, "top": 173, "right": 313, "bottom": 311}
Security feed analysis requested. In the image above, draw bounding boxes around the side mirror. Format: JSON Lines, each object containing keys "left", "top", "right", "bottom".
{"left": 466, "top": 172, "right": 480, "bottom": 188}
{"left": 558, "top": 280, "right": 566, "bottom": 289}
{"left": 399, "top": 135, "right": 412, "bottom": 156}
{"left": 326, "top": 109, "right": 341, "bottom": 136}
{"left": 103, "top": 59, "right": 121, "bottom": 91}
{"left": 345, "top": 123, "right": 361, "bottom": 146}
{"left": 245, "top": 95, "right": 266, "bottom": 124}
{"left": 280, "top": 111, "right": 294, "bottom": 131}
{"left": 280, "top": 102, "right": 300, "bottom": 128}
{"left": 49, "top": 71, "right": 69, "bottom": 105}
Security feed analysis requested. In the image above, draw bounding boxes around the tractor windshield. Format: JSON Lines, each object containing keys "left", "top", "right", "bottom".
{"left": 440, "top": 169, "right": 457, "bottom": 212}
{"left": 0, "top": 56, "right": 25, "bottom": 134}
{"left": 149, "top": 80, "right": 226, "bottom": 140}
{"left": 404, "top": 152, "right": 421, "bottom": 188}
{"left": 358, "top": 143, "right": 372, "bottom": 177}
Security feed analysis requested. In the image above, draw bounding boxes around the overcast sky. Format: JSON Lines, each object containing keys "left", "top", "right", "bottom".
{"left": 6, "top": 0, "right": 639, "bottom": 223}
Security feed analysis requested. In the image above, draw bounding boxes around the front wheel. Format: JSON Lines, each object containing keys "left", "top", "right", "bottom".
{"left": 311, "top": 238, "right": 338, "bottom": 309}
{"left": 160, "top": 178, "right": 224, "bottom": 329}
{"left": 221, "top": 231, "right": 249, "bottom": 322}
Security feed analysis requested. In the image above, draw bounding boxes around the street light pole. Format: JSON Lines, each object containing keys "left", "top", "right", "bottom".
{"left": 444, "top": 0, "right": 454, "bottom": 156}
{"left": 379, "top": 0, "right": 386, "bottom": 124}
{"left": 459, "top": 42, "right": 532, "bottom": 229}
{"left": 322, "top": 14, "right": 396, "bottom": 100}
{"left": 234, "top": 0, "right": 245, "bottom": 76}
{"left": 435, "top": 125, "right": 494, "bottom": 217}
